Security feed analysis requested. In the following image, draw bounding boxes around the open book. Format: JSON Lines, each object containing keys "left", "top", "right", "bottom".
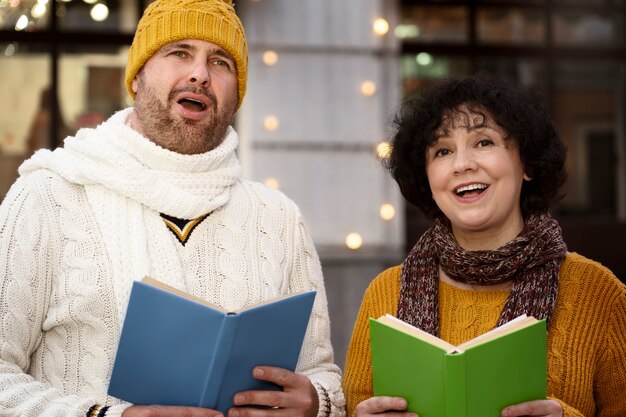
{"left": 108, "top": 277, "right": 316, "bottom": 412}
{"left": 370, "top": 314, "right": 546, "bottom": 417}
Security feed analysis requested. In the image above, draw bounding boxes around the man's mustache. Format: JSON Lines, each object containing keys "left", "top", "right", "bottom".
{"left": 169, "top": 86, "right": 217, "bottom": 109}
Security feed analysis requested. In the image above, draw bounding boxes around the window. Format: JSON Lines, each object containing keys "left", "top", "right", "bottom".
{"left": 0, "top": 0, "right": 147, "bottom": 199}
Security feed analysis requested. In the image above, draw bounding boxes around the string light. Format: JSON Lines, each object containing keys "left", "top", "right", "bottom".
{"left": 380, "top": 204, "right": 396, "bottom": 221}
{"left": 416, "top": 52, "right": 433, "bottom": 66}
{"left": 264, "top": 178, "right": 280, "bottom": 189}
{"left": 31, "top": 3, "right": 46, "bottom": 18}
{"left": 4, "top": 43, "right": 17, "bottom": 57}
{"left": 376, "top": 141, "right": 391, "bottom": 159}
{"left": 345, "top": 233, "right": 363, "bottom": 250}
{"left": 262, "top": 50, "right": 278, "bottom": 66}
{"left": 361, "top": 80, "right": 376, "bottom": 97}
{"left": 394, "top": 24, "right": 420, "bottom": 39}
{"left": 90, "top": 3, "right": 109, "bottom": 21}
{"left": 264, "top": 116, "right": 279, "bottom": 132}
{"left": 15, "top": 15, "right": 28, "bottom": 31}
{"left": 372, "top": 18, "right": 389, "bottom": 36}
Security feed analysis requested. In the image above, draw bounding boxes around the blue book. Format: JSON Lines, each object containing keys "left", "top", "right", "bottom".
{"left": 108, "top": 277, "right": 316, "bottom": 412}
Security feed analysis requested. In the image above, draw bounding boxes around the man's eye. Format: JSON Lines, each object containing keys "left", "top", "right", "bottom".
{"left": 211, "top": 59, "right": 232, "bottom": 69}
{"left": 171, "top": 51, "right": 187, "bottom": 58}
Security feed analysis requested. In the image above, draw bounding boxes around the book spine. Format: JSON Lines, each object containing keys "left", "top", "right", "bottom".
{"left": 443, "top": 353, "right": 467, "bottom": 417}
{"left": 199, "top": 314, "right": 240, "bottom": 409}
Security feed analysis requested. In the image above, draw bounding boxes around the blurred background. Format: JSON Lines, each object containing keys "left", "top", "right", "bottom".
{"left": 0, "top": 0, "right": 624, "bottom": 368}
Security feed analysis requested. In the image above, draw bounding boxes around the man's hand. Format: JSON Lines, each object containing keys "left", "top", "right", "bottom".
{"left": 354, "top": 396, "right": 417, "bottom": 417}
{"left": 502, "top": 399, "right": 563, "bottom": 417}
{"left": 228, "top": 366, "right": 318, "bottom": 417}
{"left": 122, "top": 405, "right": 223, "bottom": 417}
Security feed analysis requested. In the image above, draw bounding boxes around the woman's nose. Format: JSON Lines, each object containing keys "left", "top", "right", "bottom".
{"left": 452, "top": 149, "right": 478, "bottom": 173}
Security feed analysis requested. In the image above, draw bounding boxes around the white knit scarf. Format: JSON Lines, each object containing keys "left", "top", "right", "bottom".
{"left": 18, "top": 107, "right": 242, "bottom": 322}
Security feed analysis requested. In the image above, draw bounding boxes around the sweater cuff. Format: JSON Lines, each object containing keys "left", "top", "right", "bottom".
{"left": 86, "top": 403, "right": 132, "bottom": 417}
{"left": 548, "top": 396, "right": 585, "bottom": 417}
{"left": 313, "top": 382, "right": 332, "bottom": 417}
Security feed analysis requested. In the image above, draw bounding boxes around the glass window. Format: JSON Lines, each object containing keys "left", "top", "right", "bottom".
{"left": 478, "top": 0, "right": 544, "bottom": 3}
{"left": 58, "top": 0, "right": 140, "bottom": 33}
{"left": 59, "top": 45, "right": 131, "bottom": 135}
{"left": 553, "top": 10, "right": 622, "bottom": 47}
{"left": 398, "top": 6, "right": 468, "bottom": 43}
{"left": 0, "top": 43, "right": 51, "bottom": 199}
{"left": 477, "top": 7, "right": 546, "bottom": 45}
{"left": 400, "top": 54, "right": 470, "bottom": 98}
{"left": 0, "top": 1, "right": 50, "bottom": 31}
{"left": 474, "top": 57, "right": 547, "bottom": 93}
{"left": 0, "top": 1, "right": 142, "bottom": 33}
{"left": 553, "top": 0, "right": 623, "bottom": 6}
{"left": 553, "top": 60, "right": 622, "bottom": 218}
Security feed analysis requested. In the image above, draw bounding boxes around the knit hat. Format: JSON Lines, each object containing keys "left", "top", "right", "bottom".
{"left": 125, "top": 0, "right": 248, "bottom": 109}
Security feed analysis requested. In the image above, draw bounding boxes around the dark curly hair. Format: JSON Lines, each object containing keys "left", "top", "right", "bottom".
{"left": 385, "top": 75, "right": 567, "bottom": 219}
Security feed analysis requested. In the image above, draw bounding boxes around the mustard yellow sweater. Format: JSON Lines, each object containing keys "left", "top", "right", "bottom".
{"left": 342, "top": 253, "right": 626, "bottom": 417}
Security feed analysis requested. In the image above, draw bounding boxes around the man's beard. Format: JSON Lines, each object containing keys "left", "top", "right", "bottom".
{"left": 133, "top": 78, "right": 235, "bottom": 155}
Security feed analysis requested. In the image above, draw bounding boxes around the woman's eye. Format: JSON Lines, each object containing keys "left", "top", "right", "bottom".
{"left": 477, "top": 138, "right": 494, "bottom": 147}
{"left": 433, "top": 148, "right": 450, "bottom": 158}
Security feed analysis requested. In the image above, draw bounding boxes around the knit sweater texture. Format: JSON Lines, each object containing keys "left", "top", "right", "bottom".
{"left": 0, "top": 108, "right": 345, "bottom": 417}
{"left": 342, "top": 252, "right": 626, "bottom": 417}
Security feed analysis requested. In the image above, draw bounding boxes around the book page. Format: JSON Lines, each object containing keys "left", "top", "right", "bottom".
{"left": 142, "top": 276, "right": 312, "bottom": 315}
{"left": 454, "top": 315, "right": 537, "bottom": 352}
{"left": 377, "top": 314, "right": 456, "bottom": 352}
{"left": 141, "top": 276, "right": 227, "bottom": 312}
{"left": 233, "top": 292, "right": 309, "bottom": 313}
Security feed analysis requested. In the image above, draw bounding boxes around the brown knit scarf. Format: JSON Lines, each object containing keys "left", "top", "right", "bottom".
{"left": 397, "top": 212, "right": 567, "bottom": 336}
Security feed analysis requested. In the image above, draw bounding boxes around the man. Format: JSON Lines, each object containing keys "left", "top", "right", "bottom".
{"left": 0, "top": 1, "right": 345, "bottom": 417}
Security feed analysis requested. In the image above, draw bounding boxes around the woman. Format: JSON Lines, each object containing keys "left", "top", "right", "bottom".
{"left": 342, "top": 76, "right": 625, "bottom": 417}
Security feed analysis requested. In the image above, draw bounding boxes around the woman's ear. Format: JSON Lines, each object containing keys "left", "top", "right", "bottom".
{"left": 524, "top": 172, "right": 532, "bottom": 181}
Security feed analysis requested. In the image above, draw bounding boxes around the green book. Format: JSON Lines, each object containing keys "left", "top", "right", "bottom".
{"left": 370, "top": 314, "right": 546, "bottom": 417}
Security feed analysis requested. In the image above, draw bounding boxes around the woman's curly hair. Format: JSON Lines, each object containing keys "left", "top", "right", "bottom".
{"left": 384, "top": 75, "right": 567, "bottom": 219}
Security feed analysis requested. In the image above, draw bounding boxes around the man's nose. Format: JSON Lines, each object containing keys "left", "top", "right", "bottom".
{"left": 188, "top": 60, "right": 210, "bottom": 86}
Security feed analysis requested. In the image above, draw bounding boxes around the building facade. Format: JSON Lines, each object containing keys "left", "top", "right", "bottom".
{"left": 0, "top": 0, "right": 624, "bottom": 367}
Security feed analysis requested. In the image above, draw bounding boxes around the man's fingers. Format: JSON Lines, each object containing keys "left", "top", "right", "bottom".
{"left": 231, "top": 368, "right": 318, "bottom": 417}
{"left": 251, "top": 367, "right": 304, "bottom": 389}
{"left": 233, "top": 390, "right": 284, "bottom": 408}
{"left": 233, "top": 388, "right": 314, "bottom": 409}
{"left": 122, "top": 405, "right": 223, "bottom": 417}
{"left": 228, "top": 406, "right": 294, "bottom": 417}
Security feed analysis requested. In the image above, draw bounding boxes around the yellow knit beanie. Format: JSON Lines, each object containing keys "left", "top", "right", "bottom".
{"left": 125, "top": 0, "right": 248, "bottom": 109}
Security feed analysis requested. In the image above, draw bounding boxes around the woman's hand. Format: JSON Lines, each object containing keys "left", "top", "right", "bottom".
{"left": 228, "top": 366, "right": 319, "bottom": 417}
{"left": 502, "top": 399, "right": 563, "bottom": 417}
{"left": 354, "top": 396, "right": 418, "bottom": 417}
{"left": 122, "top": 405, "right": 223, "bottom": 417}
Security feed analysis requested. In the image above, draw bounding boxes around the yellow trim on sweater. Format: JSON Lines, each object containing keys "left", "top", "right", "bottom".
{"left": 342, "top": 252, "right": 626, "bottom": 417}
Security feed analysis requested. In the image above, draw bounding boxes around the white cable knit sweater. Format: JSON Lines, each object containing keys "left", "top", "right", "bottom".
{"left": 0, "top": 108, "right": 345, "bottom": 417}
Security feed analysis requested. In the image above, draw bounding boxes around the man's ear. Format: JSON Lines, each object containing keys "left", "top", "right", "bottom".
{"left": 131, "top": 78, "right": 138, "bottom": 93}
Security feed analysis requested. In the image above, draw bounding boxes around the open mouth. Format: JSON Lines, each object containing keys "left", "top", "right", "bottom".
{"left": 455, "top": 183, "right": 488, "bottom": 197}
{"left": 177, "top": 97, "right": 207, "bottom": 112}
